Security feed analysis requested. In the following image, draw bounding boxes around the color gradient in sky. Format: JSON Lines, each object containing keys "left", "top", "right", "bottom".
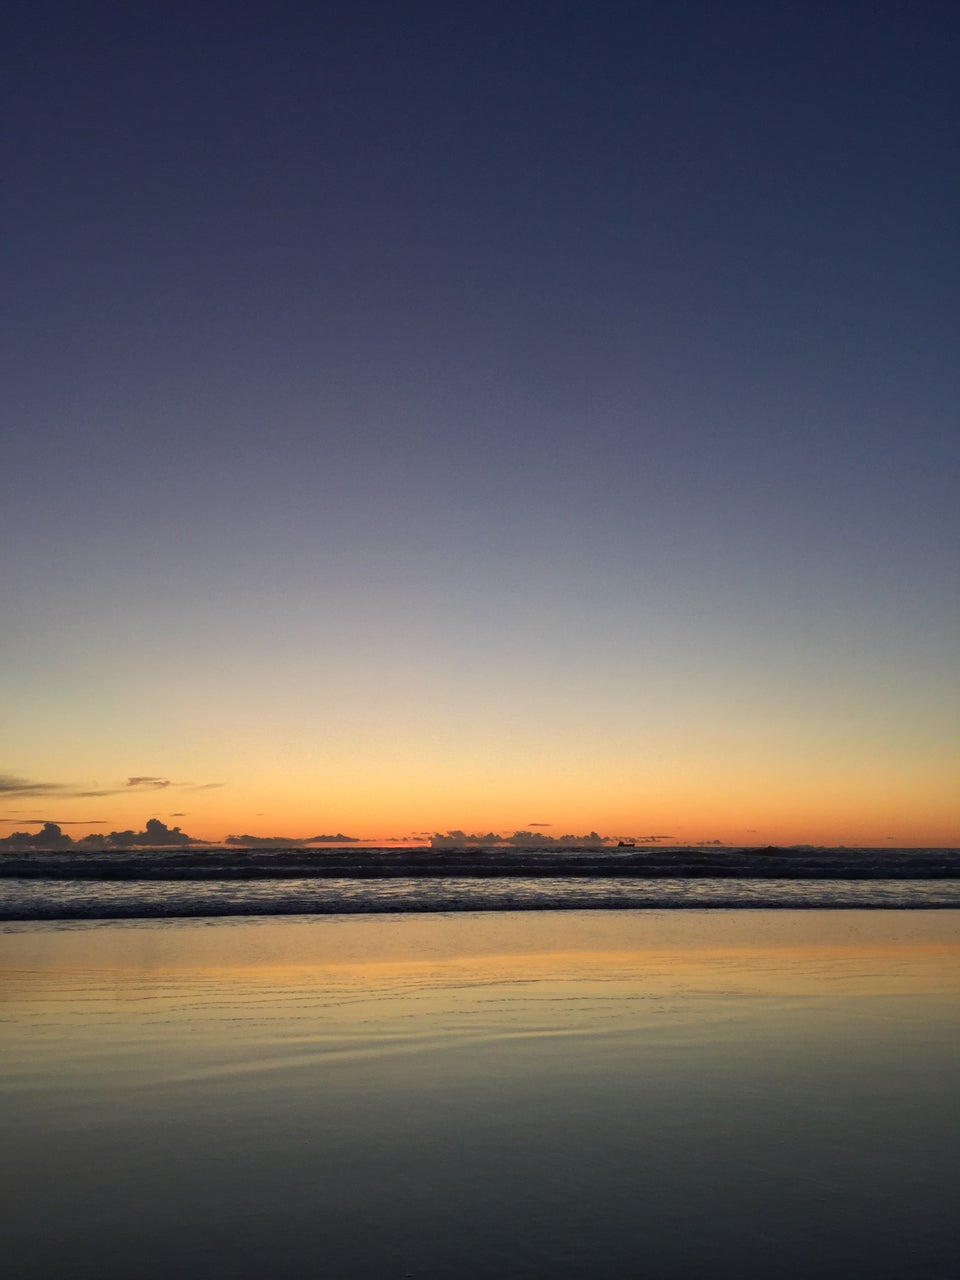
{"left": 3, "top": 1, "right": 957, "bottom": 846}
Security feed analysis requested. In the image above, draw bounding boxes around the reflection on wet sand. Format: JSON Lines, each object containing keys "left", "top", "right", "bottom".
{"left": 2, "top": 911, "right": 958, "bottom": 1279}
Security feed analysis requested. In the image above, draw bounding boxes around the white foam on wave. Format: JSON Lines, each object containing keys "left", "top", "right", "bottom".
{"left": 2, "top": 874, "right": 960, "bottom": 921}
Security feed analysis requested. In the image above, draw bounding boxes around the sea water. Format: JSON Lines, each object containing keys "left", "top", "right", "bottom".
{"left": 2, "top": 845, "right": 959, "bottom": 920}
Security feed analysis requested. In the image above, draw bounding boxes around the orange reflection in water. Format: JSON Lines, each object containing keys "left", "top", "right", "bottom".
{"left": 3, "top": 911, "right": 959, "bottom": 1009}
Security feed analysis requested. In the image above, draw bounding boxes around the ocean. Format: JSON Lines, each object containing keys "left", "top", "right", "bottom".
{"left": 2, "top": 845, "right": 959, "bottom": 920}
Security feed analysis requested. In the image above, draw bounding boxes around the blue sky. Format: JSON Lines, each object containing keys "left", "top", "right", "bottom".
{"left": 2, "top": 1, "right": 957, "bottom": 844}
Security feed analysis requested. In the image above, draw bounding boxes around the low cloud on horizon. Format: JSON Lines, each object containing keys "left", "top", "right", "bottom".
{"left": 0, "top": 818, "right": 199, "bottom": 851}
{"left": 224, "top": 833, "right": 359, "bottom": 847}
{"left": 431, "top": 830, "right": 611, "bottom": 849}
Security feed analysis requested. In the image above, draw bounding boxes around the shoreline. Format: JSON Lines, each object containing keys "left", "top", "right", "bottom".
{"left": 5, "top": 898, "right": 960, "bottom": 925}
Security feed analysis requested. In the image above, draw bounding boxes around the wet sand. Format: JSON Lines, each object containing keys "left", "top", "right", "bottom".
{"left": 2, "top": 910, "right": 958, "bottom": 1279}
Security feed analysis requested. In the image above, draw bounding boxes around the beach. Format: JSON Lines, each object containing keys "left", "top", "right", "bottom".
{"left": 2, "top": 909, "right": 958, "bottom": 1278}
{"left": 6, "top": 4, "right": 957, "bottom": 1276}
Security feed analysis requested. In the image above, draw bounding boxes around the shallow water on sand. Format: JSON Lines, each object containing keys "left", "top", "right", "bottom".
{"left": 2, "top": 911, "right": 958, "bottom": 1279}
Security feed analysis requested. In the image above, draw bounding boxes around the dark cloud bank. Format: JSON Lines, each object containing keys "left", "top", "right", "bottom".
{"left": 433, "top": 831, "right": 604, "bottom": 849}
{"left": 1, "top": 824, "right": 672, "bottom": 853}
{"left": 0, "top": 819, "right": 198, "bottom": 850}
{"left": 0, "top": 822, "right": 360, "bottom": 850}
{"left": 430, "top": 832, "right": 678, "bottom": 849}
{"left": 225, "top": 834, "right": 359, "bottom": 847}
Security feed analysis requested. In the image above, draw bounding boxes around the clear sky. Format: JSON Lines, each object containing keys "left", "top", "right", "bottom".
{"left": 3, "top": 1, "right": 957, "bottom": 846}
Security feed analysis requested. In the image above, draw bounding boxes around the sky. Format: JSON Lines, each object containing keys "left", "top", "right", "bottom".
{"left": 2, "top": 0, "right": 957, "bottom": 847}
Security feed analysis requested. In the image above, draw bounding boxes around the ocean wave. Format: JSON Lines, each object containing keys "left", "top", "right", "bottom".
{"left": 2, "top": 875, "right": 960, "bottom": 922}
{"left": 2, "top": 845, "right": 959, "bottom": 882}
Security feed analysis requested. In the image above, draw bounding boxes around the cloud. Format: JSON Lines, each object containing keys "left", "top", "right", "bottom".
{"left": 0, "top": 774, "right": 64, "bottom": 796}
{"left": 1, "top": 773, "right": 222, "bottom": 802}
{"left": 113, "top": 818, "right": 197, "bottom": 847}
{"left": 73, "top": 787, "right": 138, "bottom": 798}
{"left": 0, "top": 817, "right": 108, "bottom": 825}
{"left": 0, "top": 822, "right": 75, "bottom": 850}
{"left": 431, "top": 830, "right": 611, "bottom": 849}
{"left": 528, "top": 822, "right": 552, "bottom": 827}
{"left": 224, "top": 833, "right": 359, "bottom": 847}
{"left": 226, "top": 834, "right": 304, "bottom": 847}
{"left": 0, "top": 818, "right": 199, "bottom": 850}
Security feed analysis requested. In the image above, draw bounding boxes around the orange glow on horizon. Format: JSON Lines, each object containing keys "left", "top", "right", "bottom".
{"left": 3, "top": 748, "right": 957, "bottom": 849}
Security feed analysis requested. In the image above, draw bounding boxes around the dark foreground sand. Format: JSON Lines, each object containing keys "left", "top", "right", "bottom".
{"left": 2, "top": 910, "right": 958, "bottom": 1279}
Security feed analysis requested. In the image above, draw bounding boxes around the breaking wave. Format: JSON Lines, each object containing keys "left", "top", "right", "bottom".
{"left": 2, "top": 846, "right": 959, "bottom": 920}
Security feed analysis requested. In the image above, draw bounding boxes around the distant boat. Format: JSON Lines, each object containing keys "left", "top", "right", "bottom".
{"left": 617, "top": 840, "right": 636, "bottom": 848}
